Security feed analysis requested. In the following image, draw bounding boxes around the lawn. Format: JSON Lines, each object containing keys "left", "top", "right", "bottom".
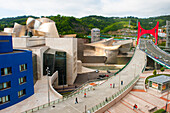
{"left": 154, "top": 109, "right": 167, "bottom": 113}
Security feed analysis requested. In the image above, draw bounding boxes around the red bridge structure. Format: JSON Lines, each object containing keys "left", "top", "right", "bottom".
{"left": 137, "top": 21, "right": 159, "bottom": 45}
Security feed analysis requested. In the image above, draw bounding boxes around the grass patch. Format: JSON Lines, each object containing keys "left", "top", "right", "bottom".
{"left": 145, "top": 74, "right": 170, "bottom": 84}
{"left": 154, "top": 109, "right": 167, "bottom": 113}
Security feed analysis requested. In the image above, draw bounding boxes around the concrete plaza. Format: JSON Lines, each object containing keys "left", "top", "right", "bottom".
{"left": 105, "top": 70, "right": 170, "bottom": 113}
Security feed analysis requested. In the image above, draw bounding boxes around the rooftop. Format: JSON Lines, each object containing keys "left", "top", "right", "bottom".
{"left": 148, "top": 75, "right": 170, "bottom": 84}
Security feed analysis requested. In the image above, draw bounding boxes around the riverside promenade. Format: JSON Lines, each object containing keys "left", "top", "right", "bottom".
{"left": 35, "top": 47, "right": 146, "bottom": 113}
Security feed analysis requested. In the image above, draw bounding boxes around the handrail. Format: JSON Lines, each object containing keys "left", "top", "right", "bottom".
{"left": 86, "top": 75, "right": 140, "bottom": 113}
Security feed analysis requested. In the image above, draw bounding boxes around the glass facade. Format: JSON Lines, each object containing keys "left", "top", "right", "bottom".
{"left": 43, "top": 49, "right": 67, "bottom": 85}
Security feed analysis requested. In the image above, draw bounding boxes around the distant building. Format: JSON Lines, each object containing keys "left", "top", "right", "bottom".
{"left": 158, "top": 29, "right": 166, "bottom": 37}
{"left": 91, "top": 28, "right": 100, "bottom": 42}
{"left": 0, "top": 35, "right": 34, "bottom": 110}
{"left": 166, "top": 20, "right": 170, "bottom": 48}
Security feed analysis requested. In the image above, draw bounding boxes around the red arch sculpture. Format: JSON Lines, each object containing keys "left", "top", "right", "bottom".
{"left": 137, "top": 21, "right": 159, "bottom": 45}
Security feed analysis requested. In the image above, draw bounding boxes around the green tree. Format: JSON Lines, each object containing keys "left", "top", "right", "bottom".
{"left": 153, "top": 69, "right": 157, "bottom": 76}
{"left": 160, "top": 67, "right": 165, "bottom": 73}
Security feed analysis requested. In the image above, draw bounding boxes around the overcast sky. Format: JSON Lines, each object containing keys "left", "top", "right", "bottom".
{"left": 0, "top": 0, "right": 170, "bottom": 19}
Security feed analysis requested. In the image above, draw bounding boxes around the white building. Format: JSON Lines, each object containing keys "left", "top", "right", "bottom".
{"left": 166, "top": 21, "right": 170, "bottom": 48}
{"left": 91, "top": 28, "right": 100, "bottom": 43}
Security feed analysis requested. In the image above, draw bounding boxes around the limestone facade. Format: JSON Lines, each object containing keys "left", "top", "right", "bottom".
{"left": 45, "top": 38, "right": 77, "bottom": 85}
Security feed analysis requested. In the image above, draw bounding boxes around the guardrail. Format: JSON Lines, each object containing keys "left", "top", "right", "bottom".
{"left": 86, "top": 75, "right": 140, "bottom": 113}
{"left": 23, "top": 83, "right": 97, "bottom": 113}
{"left": 139, "top": 48, "right": 170, "bottom": 69}
{"left": 149, "top": 40, "right": 170, "bottom": 56}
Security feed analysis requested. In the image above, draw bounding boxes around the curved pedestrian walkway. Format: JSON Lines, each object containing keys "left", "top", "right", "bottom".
{"left": 104, "top": 70, "right": 170, "bottom": 113}
{"left": 34, "top": 47, "right": 146, "bottom": 113}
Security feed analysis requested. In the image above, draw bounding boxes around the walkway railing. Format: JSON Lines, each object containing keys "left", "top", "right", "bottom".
{"left": 86, "top": 75, "right": 140, "bottom": 113}
{"left": 23, "top": 81, "right": 101, "bottom": 113}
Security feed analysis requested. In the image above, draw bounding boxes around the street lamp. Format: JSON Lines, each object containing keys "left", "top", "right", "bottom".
{"left": 165, "top": 84, "right": 170, "bottom": 112}
{"left": 46, "top": 67, "right": 50, "bottom": 104}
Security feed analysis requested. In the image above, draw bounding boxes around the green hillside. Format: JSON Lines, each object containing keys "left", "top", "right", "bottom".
{"left": 0, "top": 15, "right": 170, "bottom": 37}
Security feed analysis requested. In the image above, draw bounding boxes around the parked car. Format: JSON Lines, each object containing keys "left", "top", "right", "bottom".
{"left": 95, "top": 70, "right": 99, "bottom": 73}
{"left": 99, "top": 75, "right": 105, "bottom": 78}
{"left": 105, "top": 75, "right": 109, "bottom": 77}
{"left": 107, "top": 70, "right": 111, "bottom": 73}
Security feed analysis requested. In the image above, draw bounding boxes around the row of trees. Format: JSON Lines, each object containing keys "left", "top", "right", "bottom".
{"left": 0, "top": 15, "right": 170, "bottom": 37}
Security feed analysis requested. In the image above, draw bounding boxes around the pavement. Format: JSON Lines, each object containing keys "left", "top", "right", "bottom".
{"left": 0, "top": 76, "right": 59, "bottom": 113}
{"left": 34, "top": 47, "right": 146, "bottom": 113}
{"left": 104, "top": 70, "right": 170, "bottom": 113}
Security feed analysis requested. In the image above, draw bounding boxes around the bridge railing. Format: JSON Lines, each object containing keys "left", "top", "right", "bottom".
{"left": 86, "top": 75, "right": 140, "bottom": 113}
{"left": 139, "top": 48, "right": 170, "bottom": 69}
{"left": 23, "top": 83, "right": 98, "bottom": 113}
{"left": 149, "top": 40, "right": 170, "bottom": 56}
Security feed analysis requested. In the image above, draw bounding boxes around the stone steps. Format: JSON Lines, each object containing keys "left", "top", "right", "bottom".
{"left": 133, "top": 78, "right": 145, "bottom": 90}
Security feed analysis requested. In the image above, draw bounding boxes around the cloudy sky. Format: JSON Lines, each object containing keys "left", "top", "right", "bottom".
{"left": 0, "top": 0, "right": 170, "bottom": 19}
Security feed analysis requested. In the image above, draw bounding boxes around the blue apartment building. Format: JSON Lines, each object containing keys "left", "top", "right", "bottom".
{"left": 0, "top": 35, "right": 34, "bottom": 110}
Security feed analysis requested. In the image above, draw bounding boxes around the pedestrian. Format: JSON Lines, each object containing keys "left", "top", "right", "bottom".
{"left": 75, "top": 97, "right": 78, "bottom": 104}
{"left": 133, "top": 104, "right": 137, "bottom": 110}
{"left": 113, "top": 83, "right": 115, "bottom": 88}
{"left": 84, "top": 92, "right": 86, "bottom": 97}
{"left": 121, "top": 81, "right": 123, "bottom": 85}
{"left": 110, "top": 84, "right": 112, "bottom": 88}
{"left": 105, "top": 97, "right": 108, "bottom": 102}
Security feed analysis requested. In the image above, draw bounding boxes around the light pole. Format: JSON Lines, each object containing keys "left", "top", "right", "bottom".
{"left": 119, "top": 73, "right": 120, "bottom": 90}
{"left": 46, "top": 67, "right": 50, "bottom": 104}
{"left": 165, "top": 84, "right": 169, "bottom": 112}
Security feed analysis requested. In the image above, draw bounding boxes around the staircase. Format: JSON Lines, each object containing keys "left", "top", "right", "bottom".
{"left": 133, "top": 77, "right": 145, "bottom": 91}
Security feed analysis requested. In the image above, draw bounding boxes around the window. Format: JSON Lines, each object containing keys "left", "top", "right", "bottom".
{"left": 0, "top": 95, "right": 10, "bottom": 105}
{"left": 1, "top": 67, "right": 12, "bottom": 76}
{"left": 19, "top": 64, "right": 27, "bottom": 72}
{"left": 19, "top": 77, "right": 26, "bottom": 85}
{"left": 158, "top": 84, "right": 161, "bottom": 90}
{"left": 0, "top": 81, "right": 11, "bottom": 90}
{"left": 18, "top": 89, "right": 26, "bottom": 98}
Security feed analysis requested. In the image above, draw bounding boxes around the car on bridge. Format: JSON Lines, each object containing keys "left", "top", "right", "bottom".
{"left": 155, "top": 56, "right": 158, "bottom": 59}
{"left": 158, "top": 56, "right": 162, "bottom": 59}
